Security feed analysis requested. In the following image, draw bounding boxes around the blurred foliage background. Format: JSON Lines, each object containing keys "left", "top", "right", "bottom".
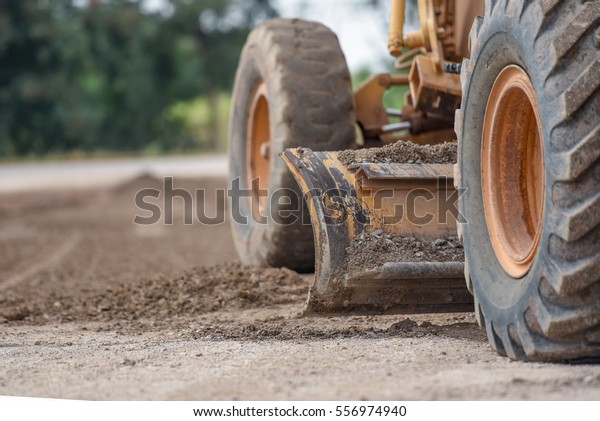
{"left": 0, "top": 0, "right": 414, "bottom": 159}
{"left": 0, "top": 0, "right": 277, "bottom": 158}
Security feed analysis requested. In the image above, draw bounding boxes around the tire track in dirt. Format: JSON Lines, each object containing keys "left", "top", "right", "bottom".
{"left": 0, "top": 231, "right": 82, "bottom": 292}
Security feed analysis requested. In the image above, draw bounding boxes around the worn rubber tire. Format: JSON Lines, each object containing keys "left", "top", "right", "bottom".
{"left": 228, "top": 19, "right": 356, "bottom": 272}
{"left": 457, "top": 0, "right": 600, "bottom": 361}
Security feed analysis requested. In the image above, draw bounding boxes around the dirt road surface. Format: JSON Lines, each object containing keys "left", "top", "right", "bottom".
{"left": 1, "top": 168, "right": 600, "bottom": 400}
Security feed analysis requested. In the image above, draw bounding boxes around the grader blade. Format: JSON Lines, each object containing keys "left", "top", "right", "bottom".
{"left": 281, "top": 148, "right": 473, "bottom": 315}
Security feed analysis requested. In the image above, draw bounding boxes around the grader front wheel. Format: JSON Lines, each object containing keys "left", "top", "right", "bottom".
{"left": 228, "top": 19, "right": 356, "bottom": 272}
{"left": 458, "top": 0, "right": 600, "bottom": 361}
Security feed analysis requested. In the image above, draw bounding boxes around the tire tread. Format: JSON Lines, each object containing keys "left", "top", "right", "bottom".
{"left": 230, "top": 19, "right": 355, "bottom": 270}
{"left": 459, "top": 0, "right": 600, "bottom": 361}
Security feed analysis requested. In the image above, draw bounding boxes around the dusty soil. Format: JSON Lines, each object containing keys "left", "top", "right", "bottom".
{"left": 338, "top": 140, "right": 457, "bottom": 166}
{"left": 346, "top": 233, "right": 464, "bottom": 272}
{"left": 1, "top": 174, "right": 600, "bottom": 400}
{"left": 1, "top": 262, "right": 306, "bottom": 325}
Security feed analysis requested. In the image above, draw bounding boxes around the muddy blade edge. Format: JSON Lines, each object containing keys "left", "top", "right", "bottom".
{"left": 281, "top": 147, "right": 474, "bottom": 316}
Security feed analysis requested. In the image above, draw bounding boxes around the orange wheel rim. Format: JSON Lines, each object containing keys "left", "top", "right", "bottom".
{"left": 246, "top": 82, "right": 271, "bottom": 219}
{"left": 482, "top": 65, "right": 545, "bottom": 279}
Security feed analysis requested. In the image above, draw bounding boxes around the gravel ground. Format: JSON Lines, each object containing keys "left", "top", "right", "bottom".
{"left": 1, "top": 173, "right": 600, "bottom": 400}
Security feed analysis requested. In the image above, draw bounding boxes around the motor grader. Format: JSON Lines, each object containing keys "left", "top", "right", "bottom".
{"left": 228, "top": 0, "right": 600, "bottom": 362}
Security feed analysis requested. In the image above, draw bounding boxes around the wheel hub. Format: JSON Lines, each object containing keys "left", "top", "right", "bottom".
{"left": 482, "top": 65, "right": 546, "bottom": 279}
{"left": 246, "top": 82, "right": 270, "bottom": 219}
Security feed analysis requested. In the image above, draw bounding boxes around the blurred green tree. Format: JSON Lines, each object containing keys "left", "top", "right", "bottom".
{"left": 0, "top": 0, "right": 277, "bottom": 158}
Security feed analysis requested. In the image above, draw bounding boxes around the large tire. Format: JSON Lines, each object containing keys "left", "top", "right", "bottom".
{"left": 457, "top": 0, "right": 600, "bottom": 361}
{"left": 228, "top": 19, "right": 356, "bottom": 272}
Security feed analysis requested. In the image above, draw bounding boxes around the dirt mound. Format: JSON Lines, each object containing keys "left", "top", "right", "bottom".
{"left": 338, "top": 140, "right": 457, "bottom": 166}
{"left": 0, "top": 263, "right": 308, "bottom": 324}
{"left": 180, "top": 315, "right": 481, "bottom": 342}
{"left": 346, "top": 233, "right": 464, "bottom": 272}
